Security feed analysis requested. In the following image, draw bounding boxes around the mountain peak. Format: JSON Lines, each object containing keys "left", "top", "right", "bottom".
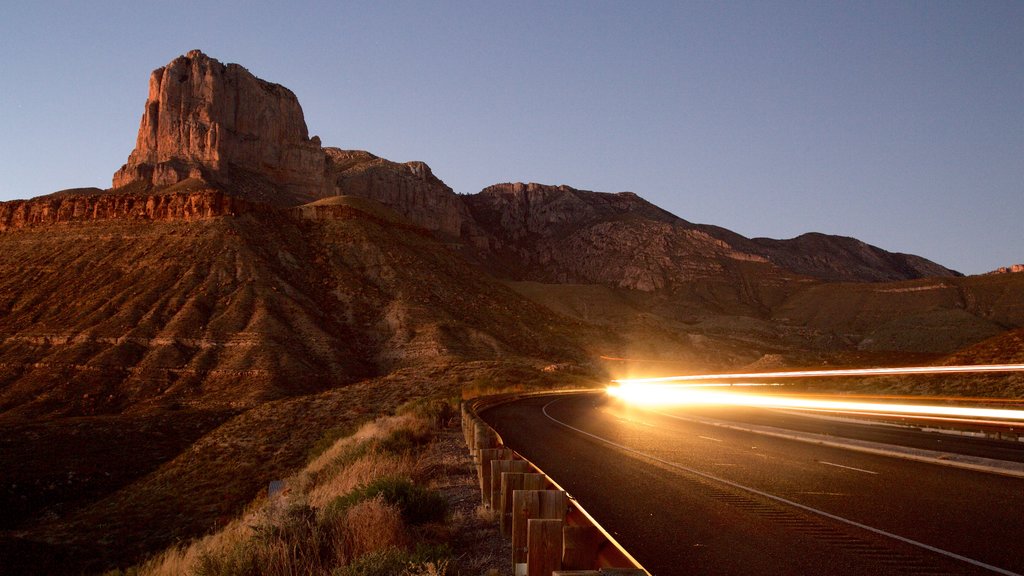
{"left": 112, "top": 50, "right": 327, "bottom": 205}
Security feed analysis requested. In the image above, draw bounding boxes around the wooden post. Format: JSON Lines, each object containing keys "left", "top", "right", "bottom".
{"left": 477, "top": 448, "right": 512, "bottom": 501}
{"left": 500, "top": 472, "right": 548, "bottom": 537}
{"left": 490, "top": 459, "right": 530, "bottom": 511}
{"left": 561, "top": 525, "right": 605, "bottom": 570}
{"left": 474, "top": 421, "right": 497, "bottom": 454}
{"left": 512, "top": 490, "right": 567, "bottom": 575}
{"left": 527, "top": 518, "right": 563, "bottom": 576}
{"left": 461, "top": 404, "right": 473, "bottom": 448}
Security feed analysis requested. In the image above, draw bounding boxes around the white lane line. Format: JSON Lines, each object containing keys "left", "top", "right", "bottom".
{"left": 542, "top": 398, "right": 1021, "bottom": 576}
{"left": 698, "top": 435, "right": 722, "bottom": 442}
{"left": 818, "top": 461, "right": 879, "bottom": 475}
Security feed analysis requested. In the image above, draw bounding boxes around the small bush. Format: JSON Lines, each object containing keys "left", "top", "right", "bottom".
{"left": 377, "top": 428, "right": 432, "bottom": 454}
{"left": 334, "top": 497, "right": 408, "bottom": 562}
{"left": 335, "top": 548, "right": 409, "bottom": 576}
{"left": 325, "top": 477, "right": 447, "bottom": 526}
{"left": 400, "top": 398, "right": 457, "bottom": 427}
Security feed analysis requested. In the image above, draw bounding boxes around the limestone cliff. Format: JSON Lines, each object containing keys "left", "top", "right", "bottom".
{"left": 0, "top": 187, "right": 249, "bottom": 232}
{"left": 112, "top": 50, "right": 327, "bottom": 205}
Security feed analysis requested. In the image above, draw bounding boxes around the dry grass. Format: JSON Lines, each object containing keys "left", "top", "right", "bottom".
{"left": 128, "top": 401, "right": 455, "bottom": 576}
{"left": 308, "top": 451, "right": 419, "bottom": 508}
{"left": 335, "top": 497, "right": 408, "bottom": 562}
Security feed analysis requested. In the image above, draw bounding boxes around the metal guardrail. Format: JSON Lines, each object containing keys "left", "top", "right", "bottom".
{"left": 462, "top": 391, "right": 650, "bottom": 576}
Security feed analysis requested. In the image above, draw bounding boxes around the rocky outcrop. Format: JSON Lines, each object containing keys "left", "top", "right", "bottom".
{"left": 0, "top": 189, "right": 248, "bottom": 232}
{"left": 112, "top": 50, "right": 327, "bottom": 205}
{"left": 464, "top": 183, "right": 775, "bottom": 291}
{"left": 468, "top": 182, "right": 677, "bottom": 240}
{"left": 323, "top": 149, "right": 469, "bottom": 238}
{"left": 989, "top": 264, "right": 1024, "bottom": 275}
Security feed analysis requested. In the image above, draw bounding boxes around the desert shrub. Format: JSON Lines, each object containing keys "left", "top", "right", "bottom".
{"left": 193, "top": 502, "right": 339, "bottom": 576}
{"left": 377, "top": 427, "right": 432, "bottom": 454}
{"left": 325, "top": 477, "right": 447, "bottom": 526}
{"left": 335, "top": 548, "right": 409, "bottom": 576}
{"left": 396, "top": 398, "right": 455, "bottom": 427}
{"left": 332, "top": 496, "right": 408, "bottom": 562}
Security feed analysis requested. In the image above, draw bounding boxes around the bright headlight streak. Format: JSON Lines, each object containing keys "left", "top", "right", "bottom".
{"left": 612, "top": 363, "right": 1024, "bottom": 385}
{"left": 606, "top": 384, "right": 1024, "bottom": 421}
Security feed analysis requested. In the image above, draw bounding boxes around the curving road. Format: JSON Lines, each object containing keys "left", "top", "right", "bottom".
{"left": 481, "top": 393, "right": 1024, "bottom": 576}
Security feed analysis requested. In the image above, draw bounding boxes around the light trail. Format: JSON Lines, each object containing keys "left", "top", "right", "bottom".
{"left": 612, "top": 363, "right": 1024, "bottom": 384}
{"left": 606, "top": 384, "right": 1024, "bottom": 421}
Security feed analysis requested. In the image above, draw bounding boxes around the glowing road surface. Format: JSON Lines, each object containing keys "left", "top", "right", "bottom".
{"left": 482, "top": 382, "right": 1024, "bottom": 575}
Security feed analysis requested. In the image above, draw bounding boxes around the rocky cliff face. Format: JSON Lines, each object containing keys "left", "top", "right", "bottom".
{"left": 112, "top": 50, "right": 327, "bottom": 205}
{"left": 464, "top": 182, "right": 960, "bottom": 290}
{"left": 323, "top": 149, "right": 470, "bottom": 238}
{"left": 0, "top": 187, "right": 248, "bottom": 232}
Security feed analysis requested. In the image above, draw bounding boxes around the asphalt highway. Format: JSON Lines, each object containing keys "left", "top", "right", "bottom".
{"left": 482, "top": 393, "right": 1024, "bottom": 576}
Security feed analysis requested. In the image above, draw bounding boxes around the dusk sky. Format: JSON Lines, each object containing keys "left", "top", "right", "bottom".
{"left": 2, "top": 1, "right": 1020, "bottom": 274}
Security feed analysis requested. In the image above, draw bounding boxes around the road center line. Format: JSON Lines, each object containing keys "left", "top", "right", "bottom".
{"left": 541, "top": 398, "right": 1020, "bottom": 576}
{"left": 698, "top": 435, "right": 722, "bottom": 442}
{"left": 818, "top": 460, "right": 879, "bottom": 475}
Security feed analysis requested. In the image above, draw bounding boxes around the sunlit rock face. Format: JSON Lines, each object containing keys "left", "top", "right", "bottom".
{"left": 0, "top": 188, "right": 247, "bottom": 231}
{"left": 112, "top": 50, "right": 326, "bottom": 205}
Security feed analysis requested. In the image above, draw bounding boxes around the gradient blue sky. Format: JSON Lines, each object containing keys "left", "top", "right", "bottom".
{"left": 2, "top": 1, "right": 1021, "bottom": 274}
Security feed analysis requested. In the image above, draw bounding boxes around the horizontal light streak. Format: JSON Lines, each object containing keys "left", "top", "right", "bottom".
{"left": 612, "top": 364, "right": 1024, "bottom": 385}
{"left": 606, "top": 384, "right": 1024, "bottom": 421}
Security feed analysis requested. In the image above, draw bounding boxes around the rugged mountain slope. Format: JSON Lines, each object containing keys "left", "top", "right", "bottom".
{"left": 461, "top": 182, "right": 959, "bottom": 290}
{"left": 0, "top": 193, "right": 581, "bottom": 422}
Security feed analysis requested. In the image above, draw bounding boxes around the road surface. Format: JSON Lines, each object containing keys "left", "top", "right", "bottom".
{"left": 482, "top": 393, "right": 1024, "bottom": 576}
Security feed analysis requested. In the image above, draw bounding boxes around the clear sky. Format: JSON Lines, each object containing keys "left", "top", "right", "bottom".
{"left": 1, "top": 1, "right": 1021, "bottom": 274}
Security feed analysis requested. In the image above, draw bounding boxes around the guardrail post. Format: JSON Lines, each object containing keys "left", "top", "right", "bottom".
{"left": 527, "top": 518, "right": 563, "bottom": 576}
{"left": 512, "top": 490, "right": 568, "bottom": 576}
{"left": 478, "top": 448, "right": 513, "bottom": 502}
{"left": 561, "top": 525, "right": 604, "bottom": 570}
{"left": 500, "top": 472, "right": 548, "bottom": 537}
{"left": 490, "top": 459, "right": 531, "bottom": 511}
{"left": 474, "top": 420, "right": 498, "bottom": 455}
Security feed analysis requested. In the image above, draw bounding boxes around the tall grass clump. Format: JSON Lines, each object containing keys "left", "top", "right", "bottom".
{"left": 324, "top": 476, "right": 448, "bottom": 526}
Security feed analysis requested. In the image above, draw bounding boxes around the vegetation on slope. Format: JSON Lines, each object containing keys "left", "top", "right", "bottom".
{"left": 107, "top": 399, "right": 480, "bottom": 576}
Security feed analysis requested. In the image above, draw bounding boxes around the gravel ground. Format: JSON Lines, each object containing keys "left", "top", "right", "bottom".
{"left": 428, "top": 420, "right": 512, "bottom": 576}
